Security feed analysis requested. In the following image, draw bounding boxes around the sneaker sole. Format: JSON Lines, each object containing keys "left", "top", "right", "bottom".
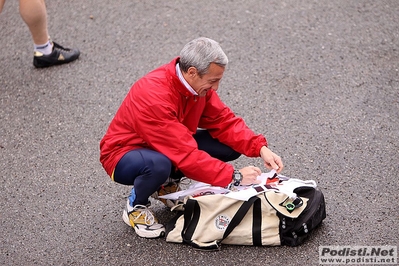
{"left": 133, "top": 225, "right": 165, "bottom": 239}
{"left": 122, "top": 209, "right": 131, "bottom": 227}
{"left": 122, "top": 209, "right": 165, "bottom": 239}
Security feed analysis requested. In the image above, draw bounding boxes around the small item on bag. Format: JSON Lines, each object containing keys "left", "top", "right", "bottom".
{"left": 279, "top": 196, "right": 303, "bottom": 213}
{"left": 265, "top": 190, "right": 308, "bottom": 218}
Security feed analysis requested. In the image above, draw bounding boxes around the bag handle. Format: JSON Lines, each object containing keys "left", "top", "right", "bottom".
{"left": 223, "top": 196, "right": 262, "bottom": 245}
{"left": 182, "top": 199, "right": 200, "bottom": 242}
{"left": 182, "top": 196, "right": 262, "bottom": 250}
{"left": 182, "top": 199, "right": 221, "bottom": 250}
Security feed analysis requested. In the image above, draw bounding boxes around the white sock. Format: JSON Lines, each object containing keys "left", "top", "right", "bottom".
{"left": 34, "top": 41, "right": 53, "bottom": 55}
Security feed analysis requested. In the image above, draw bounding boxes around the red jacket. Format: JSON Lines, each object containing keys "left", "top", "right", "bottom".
{"left": 100, "top": 57, "right": 268, "bottom": 187}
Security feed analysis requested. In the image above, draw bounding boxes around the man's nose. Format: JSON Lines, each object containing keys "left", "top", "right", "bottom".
{"left": 211, "top": 82, "right": 220, "bottom": 91}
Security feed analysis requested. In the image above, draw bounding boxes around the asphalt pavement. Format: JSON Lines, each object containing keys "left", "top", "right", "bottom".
{"left": 1, "top": 0, "right": 398, "bottom": 265}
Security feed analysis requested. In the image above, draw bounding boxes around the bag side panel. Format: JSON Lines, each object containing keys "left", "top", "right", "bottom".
{"left": 222, "top": 195, "right": 281, "bottom": 246}
{"left": 279, "top": 187, "right": 326, "bottom": 246}
{"left": 165, "top": 212, "right": 185, "bottom": 243}
{"left": 189, "top": 194, "right": 244, "bottom": 243}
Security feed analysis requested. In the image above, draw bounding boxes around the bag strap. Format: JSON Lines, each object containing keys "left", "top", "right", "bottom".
{"left": 222, "top": 196, "right": 262, "bottom": 245}
{"left": 182, "top": 198, "right": 200, "bottom": 243}
{"left": 252, "top": 197, "right": 262, "bottom": 246}
{"left": 182, "top": 198, "right": 221, "bottom": 250}
{"left": 182, "top": 196, "right": 263, "bottom": 249}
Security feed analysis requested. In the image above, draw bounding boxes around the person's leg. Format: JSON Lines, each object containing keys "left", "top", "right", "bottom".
{"left": 115, "top": 149, "right": 169, "bottom": 238}
{"left": 169, "top": 129, "right": 241, "bottom": 180}
{"left": 113, "top": 149, "right": 171, "bottom": 206}
{"left": 194, "top": 129, "right": 241, "bottom": 162}
{"left": 0, "top": 0, "right": 6, "bottom": 13}
{"left": 19, "top": 0, "right": 80, "bottom": 67}
{"left": 19, "top": 0, "right": 49, "bottom": 45}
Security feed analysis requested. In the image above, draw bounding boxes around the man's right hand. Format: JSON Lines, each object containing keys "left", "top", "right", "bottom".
{"left": 239, "top": 166, "right": 262, "bottom": 186}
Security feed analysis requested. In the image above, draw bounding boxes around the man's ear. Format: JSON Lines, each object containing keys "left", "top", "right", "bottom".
{"left": 187, "top": 67, "right": 197, "bottom": 78}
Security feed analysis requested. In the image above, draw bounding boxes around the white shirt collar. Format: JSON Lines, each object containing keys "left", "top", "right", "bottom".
{"left": 176, "top": 63, "right": 198, "bottom": 96}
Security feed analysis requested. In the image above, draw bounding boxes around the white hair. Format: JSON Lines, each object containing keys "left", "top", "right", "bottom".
{"left": 179, "top": 37, "right": 228, "bottom": 76}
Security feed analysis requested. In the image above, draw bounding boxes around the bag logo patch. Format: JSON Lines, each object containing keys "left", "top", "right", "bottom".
{"left": 215, "top": 215, "right": 230, "bottom": 230}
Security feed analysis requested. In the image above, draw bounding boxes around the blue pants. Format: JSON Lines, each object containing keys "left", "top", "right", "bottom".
{"left": 113, "top": 129, "right": 241, "bottom": 205}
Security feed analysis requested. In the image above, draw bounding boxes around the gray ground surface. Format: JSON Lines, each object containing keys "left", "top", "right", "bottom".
{"left": 1, "top": 0, "right": 398, "bottom": 265}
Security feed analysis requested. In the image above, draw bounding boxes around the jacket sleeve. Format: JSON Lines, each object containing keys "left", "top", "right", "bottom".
{"left": 128, "top": 88, "right": 234, "bottom": 187}
{"left": 198, "top": 91, "right": 268, "bottom": 157}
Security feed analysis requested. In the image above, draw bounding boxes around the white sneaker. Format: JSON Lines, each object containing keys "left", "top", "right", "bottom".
{"left": 122, "top": 199, "right": 165, "bottom": 238}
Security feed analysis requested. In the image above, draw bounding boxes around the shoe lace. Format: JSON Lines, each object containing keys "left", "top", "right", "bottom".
{"left": 132, "top": 205, "right": 155, "bottom": 225}
{"left": 52, "top": 41, "right": 73, "bottom": 53}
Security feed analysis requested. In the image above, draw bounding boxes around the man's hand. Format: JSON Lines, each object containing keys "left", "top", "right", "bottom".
{"left": 235, "top": 147, "right": 283, "bottom": 186}
{"left": 239, "top": 166, "right": 262, "bottom": 186}
{"left": 260, "top": 146, "right": 284, "bottom": 173}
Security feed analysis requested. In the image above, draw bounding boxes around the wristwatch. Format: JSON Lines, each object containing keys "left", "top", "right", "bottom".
{"left": 232, "top": 170, "right": 243, "bottom": 186}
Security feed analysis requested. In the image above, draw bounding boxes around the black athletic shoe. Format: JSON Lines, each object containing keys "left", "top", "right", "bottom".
{"left": 33, "top": 41, "right": 80, "bottom": 68}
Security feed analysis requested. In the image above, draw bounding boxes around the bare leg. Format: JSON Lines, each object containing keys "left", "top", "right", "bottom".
{"left": 19, "top": 0, "right": 49, "bottom": 44}
{"left": 0, "top": 0, "right": 6, "bottom": 13}
{"left": 18, "top": 0, "right": 80, "bottom": 68}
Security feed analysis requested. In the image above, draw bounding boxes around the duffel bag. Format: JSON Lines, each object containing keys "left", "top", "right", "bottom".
{"left": 165, "top": 184, "right": 326, "bottom": 250}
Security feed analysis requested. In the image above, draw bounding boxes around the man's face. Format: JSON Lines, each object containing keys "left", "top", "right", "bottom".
{"left": 186, "top": 63, "right": 225, "bottom": 97}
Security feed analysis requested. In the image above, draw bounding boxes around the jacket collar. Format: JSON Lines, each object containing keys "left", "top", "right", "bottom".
{"left": 167, "top": 57, "right": 195, "bottom": 97}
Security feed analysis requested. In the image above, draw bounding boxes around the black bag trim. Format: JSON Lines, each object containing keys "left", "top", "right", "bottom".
{"left": 252, "top": 197, "right": 262, "bottom": 246}
{"left": 277, "top": 186, "right": 326, "bottom": 246}
{"left": 182, "top": 199, "right": 201, "bottom": 244}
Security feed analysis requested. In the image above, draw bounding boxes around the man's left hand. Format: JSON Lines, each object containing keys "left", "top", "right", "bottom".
{"left": 260, "top": 146, "right": 284, "bottom": 173}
